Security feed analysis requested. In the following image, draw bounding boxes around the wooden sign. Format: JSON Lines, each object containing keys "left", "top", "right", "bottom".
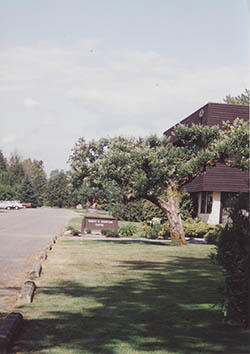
{"left": 81, "top": 215, "right": 118, "bottom": 233}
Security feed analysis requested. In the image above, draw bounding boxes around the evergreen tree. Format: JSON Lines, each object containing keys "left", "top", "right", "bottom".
{"left": 8, "top": 152, "right": 25, "bottom": 185}
{"left": 0, "top": 150, "right": 16, "bottom": 200}
{"left": 46, "top": 170, "right": 68, "bottom": 208}
{"left": 16, "top": 177, "right": 39, "bottom": 207}
{"left": 22, "top": 159, "right": 47, "bottom": 204}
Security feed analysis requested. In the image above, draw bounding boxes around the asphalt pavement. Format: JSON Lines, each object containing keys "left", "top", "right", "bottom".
{"left": 0, "top": 207, "right": 76, "bottom": 314}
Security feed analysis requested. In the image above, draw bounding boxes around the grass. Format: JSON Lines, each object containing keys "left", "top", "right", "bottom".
{"left": 13, "top": 240, "right": 250, "bottom": 354}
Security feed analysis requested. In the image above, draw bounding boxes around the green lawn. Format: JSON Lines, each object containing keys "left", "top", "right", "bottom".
{"left": 13, "top": 240, "right": 250, "bottom": 354}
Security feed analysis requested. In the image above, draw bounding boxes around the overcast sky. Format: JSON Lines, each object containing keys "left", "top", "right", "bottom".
{"left": 1, "top": 0, "right": 249, "bottom": 175}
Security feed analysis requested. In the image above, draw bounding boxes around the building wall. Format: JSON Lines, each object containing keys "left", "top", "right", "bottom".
{"left": 198, "top": 191, "right": 221, "bottom": 225}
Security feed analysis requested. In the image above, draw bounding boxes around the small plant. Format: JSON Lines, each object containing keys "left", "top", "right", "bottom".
{"left": 159, "top": 222, "right": 170, "bottom": 239}
{"left": 101, "top": 229, "right": 119, "bottom": 237}
{"left": 140, "top": 221, "right": 162, "bottom": 239}
{"left": 204, "top": 225, "right": 223, "bottom": 244}
{"left": 118, "top": 223, "right": 137, "bottom": 237}
{"left": 183, "top": 218, "right": 219, "bottom": 239}
{"left": 66, "top": 225, "right": 80, "bottom": 236}
{"left": 85, "top": 228, "right": 92, "bottom": 234}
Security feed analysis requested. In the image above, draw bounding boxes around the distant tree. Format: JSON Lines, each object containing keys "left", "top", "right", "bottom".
{"left": 8, "top": 152, "right": 25, "bottom": 185}
{"left": 0, "top": 150, "right": 16, "bottom": 200}
{"left": 49, "top": 169, "right": 60, "bottom": 178}
{"left": 0, "top": 150, "right": 8, "bottom": 172}
{"left": 22, "top": 159, "right": 47, "bottom": 204}
{"left": 16, "top": 177, "right": 39, "bottom": 207}
{"left": 46, "top": 170, "right": 68, "bottom": 208}
{"left": 223, "top": 89, "right": 249, "bottom": 105}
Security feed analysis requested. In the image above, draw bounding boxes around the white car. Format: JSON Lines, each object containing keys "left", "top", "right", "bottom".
{"left": 0, "top": 200, "right": 24, "bottom": 210}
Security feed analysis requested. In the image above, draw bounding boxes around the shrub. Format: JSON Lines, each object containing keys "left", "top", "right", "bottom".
{"left": 118, "top": 223, "right": 137, "bottom": 237}
{"left": 159, "top": 222, "right": 170, "bottom": 239}
{"left": 85, "top": 228, "right": 92, "bottom": 234}
{"left": 140, "top": 221, "right": 163, "bottom": 239}
{"left": 183, "top": 218, "right": 218, "bottom": 238}
{"left": 210, "top": 194, "right": 249, "bottom": 328}
{"left": 204, "top": 225, "right": 223, "bottom": 244}
{"left": 66, "top": 225, "right": 80, "bottom": 236}
{"left": 101, "top": 229, "right": 119, "bottom": 237}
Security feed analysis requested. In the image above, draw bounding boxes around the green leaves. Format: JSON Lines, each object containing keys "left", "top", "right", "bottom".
{"left": 223, "top": 89, "right": 249, "bottom": 105}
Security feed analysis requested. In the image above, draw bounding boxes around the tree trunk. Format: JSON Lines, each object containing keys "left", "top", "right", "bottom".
{"left": 146, "top": 186, "right": 186, "bottom": 246}
{"left": 166, "top": 186, "right": 186, "bottom": 246}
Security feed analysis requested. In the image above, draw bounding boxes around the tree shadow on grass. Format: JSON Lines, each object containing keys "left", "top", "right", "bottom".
{"left": 14, "top": 256, "right": 250, "bottom": 354}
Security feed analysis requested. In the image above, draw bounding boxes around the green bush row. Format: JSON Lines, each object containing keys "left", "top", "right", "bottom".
{"left": 140, "top": 218, "right": 223, "bottom": 241}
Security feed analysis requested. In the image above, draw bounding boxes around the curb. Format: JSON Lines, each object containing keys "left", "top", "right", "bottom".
{"left": 18, "top": 281, "right": 36, "bottom": 304}
{"left": 29, "top": 263, "right": 42, "bottom": 280}
{"left": 1, "top": 232, "right": 60, "bottom": 353}
{"left": 0, "top": 312, "right": 23, "bottom": 354}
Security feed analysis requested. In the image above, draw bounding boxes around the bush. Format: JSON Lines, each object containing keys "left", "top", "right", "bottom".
{"left": 159, "top": 222, "right": 170, "bottom": 239}
{"left": 101, "top": 229, "right": 119, "bottom": 237}
{"left": 210, "top": 195, "right": 249, "bottom": 328}
{"left": 140, "top": 221, "right": 164, "bottom": 239}
{"left": 118, "top": 223, "right": 137, "bottom": 237}
{"left": 204, "top": 225, "right": 223, "bottom": 244}
{"left": 85, "top": 228, "right": 92, "bottom": 234}
{"left": 66, "top": 226, "right": 80, "bottom": 236}
{"left": 183, "top": 218, "right": 219, "bottom": 239}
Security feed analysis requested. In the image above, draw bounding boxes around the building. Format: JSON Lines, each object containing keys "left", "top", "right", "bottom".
{"left": 164, "top": 103, "right": 249, "bottom": 224}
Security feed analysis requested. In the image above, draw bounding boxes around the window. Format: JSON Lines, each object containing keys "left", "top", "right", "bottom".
{"left": 200, "top": 192, "right": 213, "bottom": 214}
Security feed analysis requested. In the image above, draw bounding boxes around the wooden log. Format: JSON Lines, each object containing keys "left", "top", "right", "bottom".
{"left": 46, "top": 243, "right": 52, "bottom": 251}
{"left": 38, "top": 250, "right": 47, "bottom": 261}
{"left": 0, "top": 313, "right": 23, "bottom": 354}
{"left": 29, "top": 263, "right": 42, "bottom": 279}
{"left": 18, "top": 281, "right": 36, "bottom": 303}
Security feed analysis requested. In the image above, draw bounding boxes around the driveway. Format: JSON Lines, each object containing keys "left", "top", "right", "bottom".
{"left": 0, "top": 207, "right": 76, "bottom": 314}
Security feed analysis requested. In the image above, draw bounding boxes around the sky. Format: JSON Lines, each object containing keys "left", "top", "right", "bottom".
{"left": 0, "top": 0, "right": 249, "bottom": 175}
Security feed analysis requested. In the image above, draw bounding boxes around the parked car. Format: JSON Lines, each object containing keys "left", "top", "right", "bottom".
{"left": 0, "top": 200, "right": 24, "bottom": 210}
{"left": 12, "top": 201, "right": 24, "bottom": 210}
{"left": 22, "top": 202, "right": 32, "bottom": 208}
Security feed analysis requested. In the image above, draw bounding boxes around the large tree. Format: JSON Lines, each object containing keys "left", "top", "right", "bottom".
{"left": 69, "top": 119, "right": 248, "bottom": 245}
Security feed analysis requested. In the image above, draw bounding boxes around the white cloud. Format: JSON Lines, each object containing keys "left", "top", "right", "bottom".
{"left": 0, "top": 41, "right": 248, "bottom": 173}
{"left": 23, "top": 97, "right": 40, "bottom": 107}
{"left": 2, "top": 135, "right": 16, "bottom": 144}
